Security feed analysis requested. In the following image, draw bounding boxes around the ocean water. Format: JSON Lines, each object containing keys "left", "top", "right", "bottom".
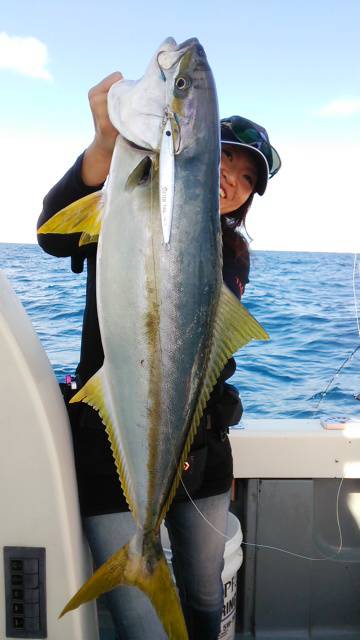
{"left": 1, "top": 243, "right": 359, "bottom": 420}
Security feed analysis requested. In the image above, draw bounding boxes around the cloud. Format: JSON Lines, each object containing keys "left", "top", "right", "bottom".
{"left": 315, "top": 97, "right": 360, "bottom": 117}
{"left": 0, "top": 32, "right": 51, "bottom": 80}
{"left": 248, "top": 139, "right": 359, "bottom": 253}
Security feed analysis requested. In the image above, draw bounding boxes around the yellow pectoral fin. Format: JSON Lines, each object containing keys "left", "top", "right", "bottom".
{"left": 37, "top": 191, "right": 104, "bottom": 246}
{"left": 71, "top": 367, "right": 137, "bottom": 518}
{"left": 159, "top": 284, "right": 269, "bottom": 522}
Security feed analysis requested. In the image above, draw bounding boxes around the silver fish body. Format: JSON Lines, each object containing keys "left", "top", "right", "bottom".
{"left": 38, "top": 37, "right": 269, "bottom": 639}
{"left": 99, "top": 39, "right": 221, "bottom": 530}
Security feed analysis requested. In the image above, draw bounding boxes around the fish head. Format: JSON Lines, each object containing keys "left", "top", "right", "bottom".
{"left": 159, "top": 38, "right": 220, "bottom": 159}
{"left": 108, "top": 37, "right": 219, "bottom": 158}
{"left": 108, "top": 37, "right": 177, "bottom": 150}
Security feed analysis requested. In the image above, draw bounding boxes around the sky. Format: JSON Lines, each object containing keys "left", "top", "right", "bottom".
{"left": 0, "top": 0, "right": 359, "bottom": 252}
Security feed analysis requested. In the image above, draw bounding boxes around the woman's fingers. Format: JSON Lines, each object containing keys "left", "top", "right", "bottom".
{"left": 81, "top": 72, "right": 123, "bottom": 186}
{"left": 89, "top": 71, "right": 123, "bottom": 153}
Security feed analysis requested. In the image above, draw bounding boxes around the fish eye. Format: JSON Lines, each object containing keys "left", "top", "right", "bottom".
{"left": 175, "top": 76, "right": 191, "bottom": 91}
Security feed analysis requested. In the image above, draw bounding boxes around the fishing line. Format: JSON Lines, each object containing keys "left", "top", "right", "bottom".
{"left": 308, "top": 253, "right": 360, "bottom": 559}
{"left": 173, "top": 258, "right": 356, "bottom": 561}
{"left": 171, "top": 259, "right": 358, "bottom": 562}
{"left": 335, "top": 476, "right": 344, "bottom": 554}
{"left": 176, "top": 473, "right": 231, "bottom": 540}
{"left": 314, "top": 344, "right": 360, "bottom": 411}
{"left": 353, "top": 253, "right": 360, "bottom": 337}
{"left": 252, "top": 261, "right": 358, "bottom": 563}
{"left": 166, "top": 383, "right": 352, "bottom": 558}
{"left": 252, "top": 255, "right": 360, "bottom": 562}
{"left": 173, "top": 254, "right": 360, "bottom": 561}
{"left": 241, "top": 542, "right": 337, "bottom": 562}
{"left": 314, "top": 253, "right": 360, "bottom": 412}
{"left": 177, "top": 473, "right": 348, "bottom": 562}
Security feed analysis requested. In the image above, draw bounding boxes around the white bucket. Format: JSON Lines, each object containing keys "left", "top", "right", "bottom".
{"left": 160, "top": 511, "right": 243, "bottom": 640}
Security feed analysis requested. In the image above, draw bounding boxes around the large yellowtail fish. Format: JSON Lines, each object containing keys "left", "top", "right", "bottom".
{"left": 38, "top": 37, "right": 269, "bottom": 639}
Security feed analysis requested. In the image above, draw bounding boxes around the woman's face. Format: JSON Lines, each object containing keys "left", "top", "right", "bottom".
{"left": 220, "top": 145, "right": 258, "bottom": 215}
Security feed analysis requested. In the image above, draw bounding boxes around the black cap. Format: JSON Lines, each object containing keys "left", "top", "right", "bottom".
{"left": 221, "top": 116, "right": 281, "bottom": 195}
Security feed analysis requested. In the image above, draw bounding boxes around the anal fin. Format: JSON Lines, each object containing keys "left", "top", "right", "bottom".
{"left": 70, "top": 367, "right": 137, "bottom": 518}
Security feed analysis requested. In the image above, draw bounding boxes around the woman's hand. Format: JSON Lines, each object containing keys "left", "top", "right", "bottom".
{"left": 81, "top": 71, "right": 123, "bottom": 186}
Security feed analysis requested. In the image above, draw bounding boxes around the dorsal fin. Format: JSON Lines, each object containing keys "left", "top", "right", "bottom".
{"left": 157, "top": 283, "right": 269, "bottom": 524}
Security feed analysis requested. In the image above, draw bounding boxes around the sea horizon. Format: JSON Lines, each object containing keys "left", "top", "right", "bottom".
{"left": 1, "top": 243, "right": 359, "bottom": 421}
{"left": 1, "top": 241, "right": 357, "bottom": 256}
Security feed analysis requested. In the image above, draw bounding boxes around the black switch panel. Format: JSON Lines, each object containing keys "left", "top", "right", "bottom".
{"left": 4, "top": 547, "right": 47, "bottom": 638}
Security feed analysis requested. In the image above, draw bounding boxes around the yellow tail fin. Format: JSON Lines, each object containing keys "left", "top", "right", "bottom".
{"left": 60, "top": 531, "right": 188, "bottom": 640}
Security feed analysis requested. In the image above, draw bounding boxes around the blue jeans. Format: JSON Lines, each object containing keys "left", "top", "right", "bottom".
{"left": 84, "top": 490, "right": 230, "bottom": 640}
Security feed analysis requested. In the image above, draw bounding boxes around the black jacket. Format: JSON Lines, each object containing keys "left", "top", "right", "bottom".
{"left": 38, "top": 153, "right": 249, "bottom": 516}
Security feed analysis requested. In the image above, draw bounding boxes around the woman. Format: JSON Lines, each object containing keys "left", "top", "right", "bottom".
{"left": 37, "top": 72, "right": 280, "bottom": 640}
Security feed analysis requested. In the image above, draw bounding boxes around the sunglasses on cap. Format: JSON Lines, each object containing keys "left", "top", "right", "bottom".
{"left": 221, "top": 116, "right": 281, "bottom": 179}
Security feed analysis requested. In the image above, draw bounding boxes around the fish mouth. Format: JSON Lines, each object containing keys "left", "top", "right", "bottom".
{"left": 157, "top": 37, "right": 204, "bottom": 71}
{"left": 159, "top": 36, "right": 200, "bottom": 52}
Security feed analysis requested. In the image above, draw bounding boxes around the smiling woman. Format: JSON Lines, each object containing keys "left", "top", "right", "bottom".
{"left": 219, "top": 115, "right": 281, "bottom": 298}
{"left": 220, "top": 146, "right": 258, "bottom": 214}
